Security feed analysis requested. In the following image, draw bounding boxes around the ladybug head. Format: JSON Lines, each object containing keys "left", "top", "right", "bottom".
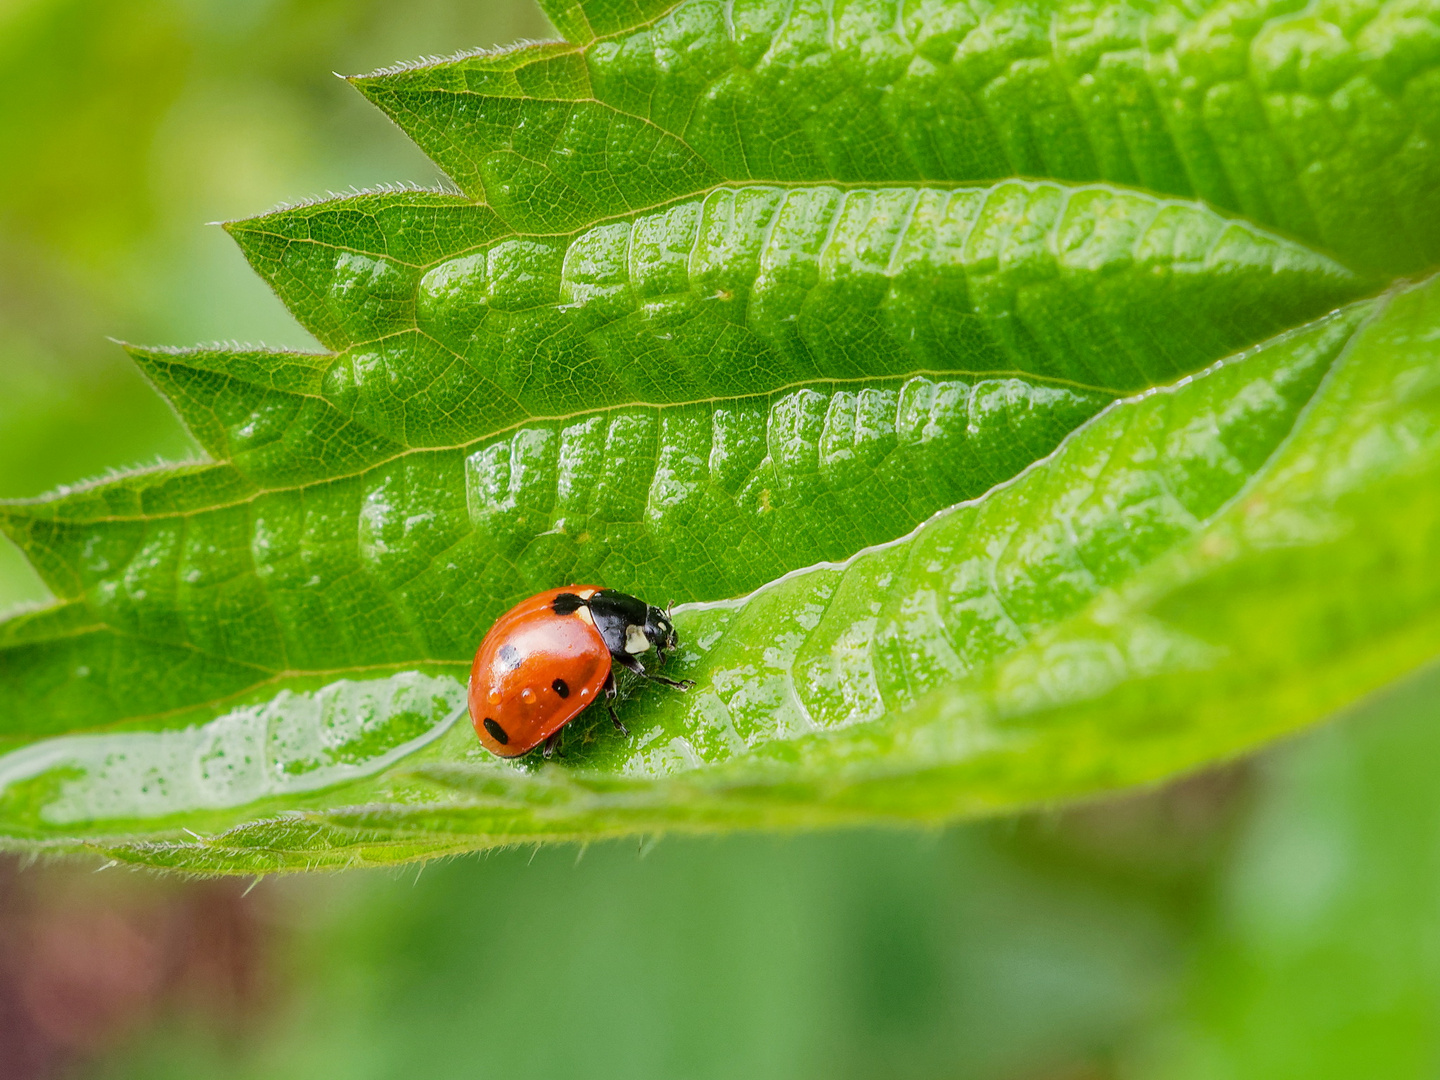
{"left": 643, "top": 604, "right": 679, "bottom": 654}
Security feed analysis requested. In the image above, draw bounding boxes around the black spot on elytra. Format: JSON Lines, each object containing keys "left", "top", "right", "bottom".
{"left": 483, "top": 718, "right": 509, "bottom": 745}
{"left": 496, "top": 644, "right": 522, "bottom": 672}
{"left": 551, "top": 592, "right": 586, "bottom": 616}
{"left": 552, "top": 678, "right": 570, "bottom": 698}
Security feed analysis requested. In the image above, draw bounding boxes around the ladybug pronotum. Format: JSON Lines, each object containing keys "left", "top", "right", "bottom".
{"left": 468, "top": 585, "right": 694, "bottom": 758}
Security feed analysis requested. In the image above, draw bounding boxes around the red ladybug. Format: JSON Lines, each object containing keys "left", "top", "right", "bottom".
{"left": 469, "top": 585, "right": 693, "bottom": 758}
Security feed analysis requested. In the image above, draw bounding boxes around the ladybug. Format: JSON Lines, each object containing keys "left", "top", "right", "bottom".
{"left": 469, "top": 585, "right": 694, "bottom": 758}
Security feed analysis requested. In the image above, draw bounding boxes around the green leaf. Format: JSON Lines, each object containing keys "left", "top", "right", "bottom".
{"left": 0, "top": 181, "right": 1350, "bottom": 741}
{"left": 355, "top": 0, "right": 1440, "bottom": 273}
{"left": 1, "top": 0, "right": 1437, "bottom": 873}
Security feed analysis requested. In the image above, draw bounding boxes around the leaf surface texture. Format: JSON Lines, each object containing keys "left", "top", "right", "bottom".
{"left": 1, "top": 0, "right": 1437, "bottom": 871}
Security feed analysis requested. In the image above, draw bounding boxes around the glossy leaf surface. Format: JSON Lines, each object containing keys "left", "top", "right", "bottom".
{"left": 0, "top": 0, "right": 1436, "bottom": 872}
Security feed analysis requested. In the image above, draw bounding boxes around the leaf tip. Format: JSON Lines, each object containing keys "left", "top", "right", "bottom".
{"left": 347, "top": 74, "right": 386, "bottom": 109}
{"left": 116, "top": 341, "right": 172, "bottom": 370}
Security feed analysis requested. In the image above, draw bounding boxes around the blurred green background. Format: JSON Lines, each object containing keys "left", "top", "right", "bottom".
{"left": 3, "top": 2, "right": 1440, "bottom": 1077}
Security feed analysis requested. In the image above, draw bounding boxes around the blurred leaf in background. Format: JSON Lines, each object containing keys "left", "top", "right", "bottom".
{"left": 75, "top": 795, "right": 1218, "bottom": 1080}
{"left": 1146, "top": 663, "right": 1440, "bottom": 1079}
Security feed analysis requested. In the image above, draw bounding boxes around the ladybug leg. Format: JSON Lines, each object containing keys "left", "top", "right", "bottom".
{"left": 543, "top": 730, "right": 563, "bottom": 759}
{"left": 615, "top": 651, "right": 696, "bottom": 691}
{"left": 604, "top": 672, "right": 629, "bottom": 737}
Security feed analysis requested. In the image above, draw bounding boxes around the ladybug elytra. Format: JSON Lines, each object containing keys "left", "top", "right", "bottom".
{"left": 468, "top": 585, "right": 694, "bottom": 758}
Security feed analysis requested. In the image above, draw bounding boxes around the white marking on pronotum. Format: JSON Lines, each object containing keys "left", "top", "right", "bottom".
{"left": 625, "top": 624, "right": 650, "bottom": 654}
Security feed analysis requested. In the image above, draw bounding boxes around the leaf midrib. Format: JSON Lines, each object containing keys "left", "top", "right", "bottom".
{"left": 4, "top": 367, "right": 1119, "bottom": 525}
{"left": 231, "top": 176, "right": 1260, "bottom": 260}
